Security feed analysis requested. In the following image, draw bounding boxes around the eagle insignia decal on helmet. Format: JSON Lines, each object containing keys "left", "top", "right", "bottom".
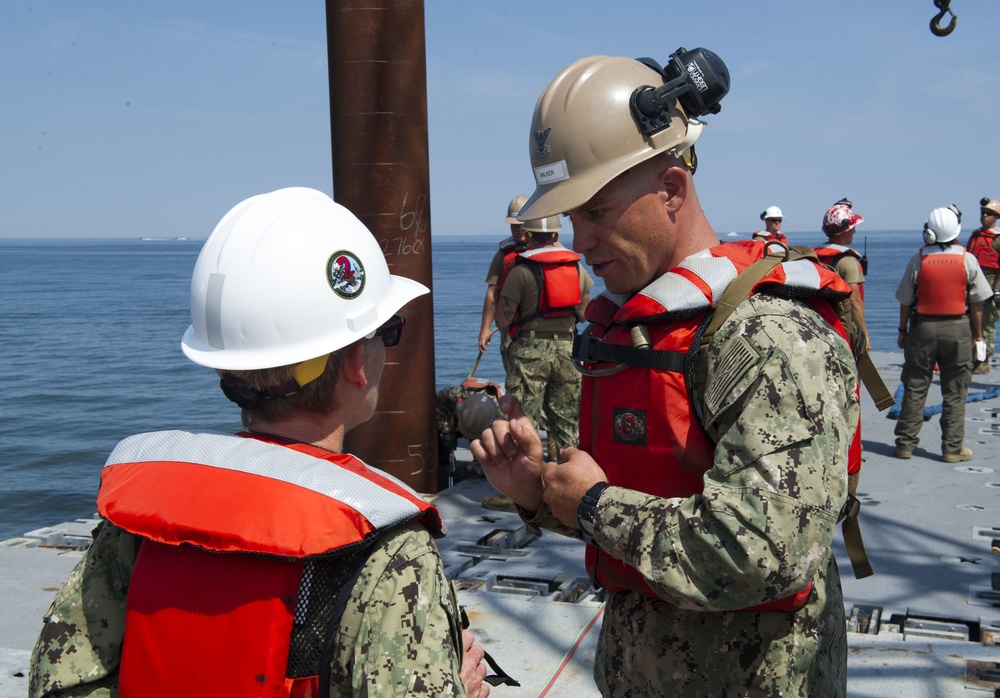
{"left": 613, "top": 407, "right": 647, "bottom": 445}
{"left": 327, "top": 251, "right": 366, "bottom": 299}
{"left": 534, "top": 127, "right": 552, "bottom": 162}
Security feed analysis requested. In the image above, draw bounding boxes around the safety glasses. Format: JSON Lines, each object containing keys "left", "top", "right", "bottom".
{"left": 367, "top": 314, "right": 406, "bottom": 347}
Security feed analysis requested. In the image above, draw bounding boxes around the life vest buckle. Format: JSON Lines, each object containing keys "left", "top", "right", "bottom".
{"left": 840, "top": 493, "right": 861, "bottom": 524}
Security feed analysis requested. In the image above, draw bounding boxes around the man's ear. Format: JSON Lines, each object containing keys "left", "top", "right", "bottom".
{"left": 658, "top": 163, "right": 688, "bottom": 215}
{"left": 340, "top": 340, "right": 369, "bottom": 389}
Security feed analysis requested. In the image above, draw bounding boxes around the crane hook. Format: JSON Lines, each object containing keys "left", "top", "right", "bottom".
{"left": 930, "top": 0, "right": 957, "bottom": 37}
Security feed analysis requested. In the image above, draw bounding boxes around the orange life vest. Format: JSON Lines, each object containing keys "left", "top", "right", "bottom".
{"left": 915, "top": 245, "right": 969, "bottom": 316}
{"left": 967, "top": 227, "right": 999, "bottom": 271}
{"left": 496, "top": 237, "right": 521, "bottom": 293}
{"left": 813, "top": 243, "right": 865, "bottom": 300}
{"left": 98, "top": 430, "right": 443, "bottom": 698}
{"left": 509, "top": 247, "right": 582, "bottom": 337}
{"left": 574, "top": 240, "right": 853, "bottom": 612}
{"left": 752, "top": 230, "right": 788, "bottom": 244}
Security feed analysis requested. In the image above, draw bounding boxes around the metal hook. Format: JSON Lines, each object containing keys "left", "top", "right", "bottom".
{"left": 930, "top": 0, "right": 957, "bottom": 37}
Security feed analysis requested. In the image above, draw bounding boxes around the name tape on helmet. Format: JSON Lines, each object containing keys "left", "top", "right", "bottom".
{"left": 534, "top": 160, "right": 570, "bottom": 186}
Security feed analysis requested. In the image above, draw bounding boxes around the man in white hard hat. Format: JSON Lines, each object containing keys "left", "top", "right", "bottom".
{"left": 30, "top": 188, "right": 492, "bottom": 698}
{"left": 478, "top": 195, "right": 530, "bottom": 368}
{"left": 472, "top": 48, "right": 859, "bottom": 697}
{"left": 816, "top": 200, "right": 870, "bottom": 352}
{"left": 894, "top": 205, "right": 991, "bottom": 462}
{"left": 751, "top": 205, "right": 788, "bottom": 244}
{"left": 965, "top": 197, "right": 1000, "bottom": 372}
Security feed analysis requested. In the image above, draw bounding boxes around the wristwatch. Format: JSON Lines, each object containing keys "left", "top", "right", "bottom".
{"left": 577, "top": 481, "right": 611, "bottom": 546}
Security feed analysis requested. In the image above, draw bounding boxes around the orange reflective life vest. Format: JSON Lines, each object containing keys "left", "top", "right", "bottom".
{"left": 98, "top": 430, "right": 443, "bottom": 698}
{"left": 813, "top": 243, "right": 865, "bottom": 300}
{"left": 915, "top": 245, "right": 969, "bottom": 316}
{"left": 574, "top": 240, "right": 853, "bottom": 612}
{"left": 496, "top": 237, "right": 521, "bottom": 293}
{"left": 509, "top": 247, "right": 582, "bottom": 337}
{"left": 967, "top": 227, "right": 999, "bottom": 271}
{"left": 752, "top": 230, "right": 788, "bottom": 244}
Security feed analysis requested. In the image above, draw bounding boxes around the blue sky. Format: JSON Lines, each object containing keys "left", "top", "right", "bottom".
{"left": 2, "top": 1, "right": 998, "bottom": 238}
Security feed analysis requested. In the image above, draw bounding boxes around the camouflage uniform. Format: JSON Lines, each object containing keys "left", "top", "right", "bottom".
{"left": 522, "top": 294, "right": 859, "bottom": 697}
{"left": 982, "top": 270, "right": 1000, "bottom": 356}
{"left": 501, "top": 257, "right": 593, "bottom": 462}
{"left": 505, "top": 337, "right": 581, "bottom": 463}
{"left": 30, "top": 519, "right": 466, "bottom": 697}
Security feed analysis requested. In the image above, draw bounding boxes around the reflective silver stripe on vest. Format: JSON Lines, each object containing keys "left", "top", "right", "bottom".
{"left": 635, "top": 255, "right": 825, "bottom": 313}
{"left": 639, "top": 253, "right": 738, "bottom": 313}
{"left": 779, "top": 258, "right": 822, "bottom": 290}
{"left": 105, "top": 431, "right": 423, "bottom": 529}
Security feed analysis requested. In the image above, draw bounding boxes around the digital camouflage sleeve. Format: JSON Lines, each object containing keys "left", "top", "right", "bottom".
{"left": 30, "top": 522, "right": 466, "bottom": 697}
{"left": 525, "top": 294, "right": 859, "bottom": 697}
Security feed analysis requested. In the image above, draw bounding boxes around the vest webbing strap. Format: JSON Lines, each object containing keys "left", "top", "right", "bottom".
{"left": 857, "top": 352, "right": 895, "bottom": 411}
{"left": 695, "top": 249, "right": 788, "bottom": 400}
{"left": 572, "top": 333, "right": 687, "bottom": 372}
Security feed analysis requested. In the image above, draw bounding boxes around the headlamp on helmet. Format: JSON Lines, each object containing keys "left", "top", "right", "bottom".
{"left": 630, "top": 47, "right": 731, "bottom": 137}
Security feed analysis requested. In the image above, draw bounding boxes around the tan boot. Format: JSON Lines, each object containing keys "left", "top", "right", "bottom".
{"left": 942, "top": 447, "right": 973, "bottom": 463}
{"left": 893, "top": 447, "right": 913, "bottom": 459}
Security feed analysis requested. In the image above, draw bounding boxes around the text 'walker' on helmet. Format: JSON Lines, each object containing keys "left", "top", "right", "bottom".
{"left": 519, "top": 47, "right": 730, "bottom": 221}
{"left": 923, "top": 204, "right": 962, "bottom": 245}
{"left": 505, "top": 194, "right": 529, "bottom": 224}
{"left": 523, "top": 215, "right": 562, "bottom": 234}
{"left": 822, "top": 204, "right": 864, "bottom": 236}
{"left": 760, "top": 206, "right": 783, "bottom": 221}
{"left": 181, "top": 187, "right": 429, "bottom": 371}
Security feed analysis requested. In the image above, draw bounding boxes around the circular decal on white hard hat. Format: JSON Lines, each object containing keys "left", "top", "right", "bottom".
{"left": 327, "top": 251, "right": 366, "bottom": 299}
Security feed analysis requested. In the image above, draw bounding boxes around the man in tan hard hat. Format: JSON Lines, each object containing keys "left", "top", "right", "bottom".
{"left": 493, "top": 215, "right": 593, "bottom": 461}
{"left": 472, "top": 48, "right": 858, "bottom": 697}
{"left": 478, "top": 195, "right": 530, "bottom": 370}
{"left": 966, "top": 197, "right": 1000, "bottom": 372}
{"left": 30, "top": 188, "right": 493, "bottom": 698}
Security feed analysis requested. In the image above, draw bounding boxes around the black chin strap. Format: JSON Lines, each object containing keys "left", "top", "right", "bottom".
{"left": 219, "top": 374, "right": 302, "bottom": 409}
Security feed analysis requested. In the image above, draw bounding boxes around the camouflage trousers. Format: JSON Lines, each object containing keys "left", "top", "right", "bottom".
{"left": 505, "top": 337, "right": 580, "bottom": 462}
{"left": 983, "top": 275, "right": 999, "bottom": 356}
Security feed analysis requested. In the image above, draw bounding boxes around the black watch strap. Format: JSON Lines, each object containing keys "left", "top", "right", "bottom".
{"left": 577, "top": 481, "right": 611, "bottom": 546}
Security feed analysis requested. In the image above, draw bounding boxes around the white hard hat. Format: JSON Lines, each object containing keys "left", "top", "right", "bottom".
{"left": 923, "top": 204, "right": 962, "bottom": 245}
{"left": 505, "top": 194, "right": 529, "bottom": 224}
{"left": 760, "top": 206, "right": 783, "bottom": 221}
{"left": 181, "top": 187, "right": 428, "bottom": 370}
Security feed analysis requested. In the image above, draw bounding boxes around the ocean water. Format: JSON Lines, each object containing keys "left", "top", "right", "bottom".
{"left": 0, "top": 231, "right": 919, "bottom": 540}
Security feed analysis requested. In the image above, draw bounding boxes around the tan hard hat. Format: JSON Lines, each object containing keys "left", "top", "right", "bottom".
{"left": 519, "top": 56, "right": 703, "bottom": 221}
{"left": 523, "top": 214, "right": 562, "bottom": 234}
{"left": 981, "top": 198, "right": 1000, "bottom": 217}
{"left": 505, "top": 194, "right": 529, "bottom": 224}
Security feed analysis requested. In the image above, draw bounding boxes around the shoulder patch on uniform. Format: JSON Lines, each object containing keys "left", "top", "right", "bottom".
{"left": 704, "top": 335, "right": 762, "bottom": 417}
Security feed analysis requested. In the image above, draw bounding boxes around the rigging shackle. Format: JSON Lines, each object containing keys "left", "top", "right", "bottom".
{"left": 930, "top": 0, "right": 957, "bottom": 37}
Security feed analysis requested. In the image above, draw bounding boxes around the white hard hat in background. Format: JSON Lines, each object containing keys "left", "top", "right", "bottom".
{"left": 760, "top": 206, "right": 783, "bottom": 220}
{"left": 923, "top": 205, "right": 962, "bottom": 245}
{"left": 181, "top": 187, "right": 428, "bottom": 370}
